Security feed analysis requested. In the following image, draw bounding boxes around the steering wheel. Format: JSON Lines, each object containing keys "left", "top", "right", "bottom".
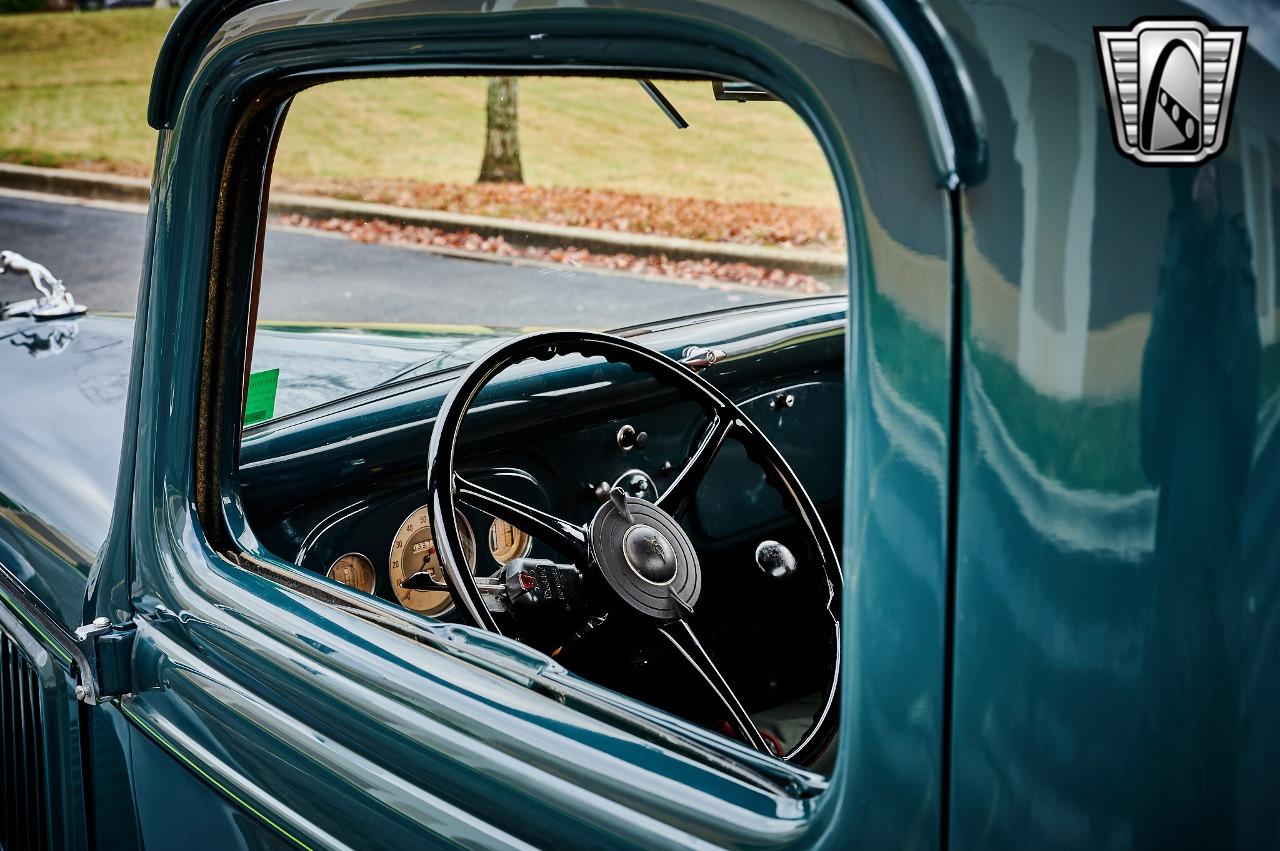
{"left": 423, "top": 330, "right": 841, "bottom": 764}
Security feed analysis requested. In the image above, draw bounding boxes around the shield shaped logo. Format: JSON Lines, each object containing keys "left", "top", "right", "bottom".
{"left": 1095, "top": 19, "right": 1246, "bottom": 165}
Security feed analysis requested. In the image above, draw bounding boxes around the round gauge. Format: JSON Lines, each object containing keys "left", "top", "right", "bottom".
{"left": 326, "top": 552, "right": 376, "bottom": 594}
{"left": 488, "top": 518, "right": 532, "bottom": 565}
{"left": 388, "top": 506, "right": 476, "bottom": 616}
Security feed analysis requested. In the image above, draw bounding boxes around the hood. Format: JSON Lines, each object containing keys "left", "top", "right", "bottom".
{"left": 250, "top": 321, "right": 512, "bottom": 420}
{"left": 0, "top": 312, "right": 501, "bottom": 627}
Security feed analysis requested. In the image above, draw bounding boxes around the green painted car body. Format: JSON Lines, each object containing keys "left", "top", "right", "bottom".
{"left": 1, "top": 0, "right": 1277, "bottom": 848}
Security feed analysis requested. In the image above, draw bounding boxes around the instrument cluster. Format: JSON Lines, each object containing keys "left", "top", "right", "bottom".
{"left": 308, "top": 380, "right": 839, "bottom": 619}
{"left": 314, "top": 471, "right": 545, "bottom": 619}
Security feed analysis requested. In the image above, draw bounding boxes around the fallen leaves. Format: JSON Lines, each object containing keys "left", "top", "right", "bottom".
{"left": 275, "top": 177, "right": 845, "bottom": 250}
{"left": 274, "top": 213, "right": 830, "bottom": 294}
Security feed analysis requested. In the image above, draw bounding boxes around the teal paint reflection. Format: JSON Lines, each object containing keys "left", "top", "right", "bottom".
{"left": 1137, "top": 163, "right": 1260, "bottom": 847}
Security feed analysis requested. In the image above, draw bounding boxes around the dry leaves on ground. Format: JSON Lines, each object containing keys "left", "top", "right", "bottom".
{"left": 276, "top": 213, "right": 829, "bottom": 294}
{"left": 276, "top": 178, "right": 845, "bottom": 250}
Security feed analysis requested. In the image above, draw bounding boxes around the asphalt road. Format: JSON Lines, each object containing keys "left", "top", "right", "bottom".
{"left": 0, "top": 191, "right": 772, "bottom": 328}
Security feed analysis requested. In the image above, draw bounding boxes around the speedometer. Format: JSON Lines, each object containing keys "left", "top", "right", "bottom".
{"left": 388, "top": 505, "right": 476, "bottom": 615}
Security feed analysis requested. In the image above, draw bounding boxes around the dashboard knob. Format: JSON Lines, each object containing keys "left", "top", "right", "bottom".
{"left": 612, "top": 469, "right": 657, "bottom": 500}
{"left": 616, "top": 423, "right": 649, "bottom": 451}
{"left": 754, "top": 540, "right": 797, "bottom": 580}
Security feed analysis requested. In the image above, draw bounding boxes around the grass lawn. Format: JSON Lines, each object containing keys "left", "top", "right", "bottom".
{"left": 0, "top": 8, "right": 839, "bottom": 209}
{"left": 0, "top": 8, "right": 169, "bottom": 173}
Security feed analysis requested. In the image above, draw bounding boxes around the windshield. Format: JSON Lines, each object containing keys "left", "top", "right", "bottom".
{"left": 248, "top": 75, "right": 846, "bottom": 423}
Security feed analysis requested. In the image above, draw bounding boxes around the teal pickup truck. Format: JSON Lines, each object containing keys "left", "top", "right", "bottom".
{"left": 1, "top": 0, "right": 1277, "bottom": 848}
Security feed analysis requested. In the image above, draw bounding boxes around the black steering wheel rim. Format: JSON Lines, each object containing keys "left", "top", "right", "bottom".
{"left": 426, "top": 329, "right": 841, "bottom": 764}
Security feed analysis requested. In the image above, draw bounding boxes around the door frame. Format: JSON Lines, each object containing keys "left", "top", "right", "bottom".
{"left": 88, "top": 0, "right": 979, "bottom": 847}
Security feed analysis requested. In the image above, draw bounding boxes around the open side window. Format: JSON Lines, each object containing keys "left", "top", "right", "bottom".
{"left": 230, "top": 71, "right": 848, "bottom": 772}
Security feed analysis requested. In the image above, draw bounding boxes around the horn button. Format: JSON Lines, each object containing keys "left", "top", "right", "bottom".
{"left": 622, "top": 524, "right": 677, "bottom": 584}
{"left": 590, "top": 494, "right": 700, "bottom": 620}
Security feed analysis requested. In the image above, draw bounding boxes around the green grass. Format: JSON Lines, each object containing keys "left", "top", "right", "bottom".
{"left": 0, "top": 9, "right": 170, "bottom": 173}
{"left": 0, "top": 9, "right": 839, "bottom": 207}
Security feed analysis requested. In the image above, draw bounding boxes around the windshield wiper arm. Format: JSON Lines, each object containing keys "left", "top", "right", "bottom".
{"left": 638, "top": 80, "right": 689, "bottom": 129}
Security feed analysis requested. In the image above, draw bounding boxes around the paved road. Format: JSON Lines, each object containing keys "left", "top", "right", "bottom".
{"left": 0, "top": 192, "right": 772, "bottom": 328}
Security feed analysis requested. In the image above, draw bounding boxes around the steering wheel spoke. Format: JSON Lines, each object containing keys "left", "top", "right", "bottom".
{"left": 656, "top": 414, "right": 734, "bottom": 519}
{"left": 658, "top": 618, "right": 772, "bottom": 755}
{"left": 455, "top": 474, "right": 588, "bottom": 563}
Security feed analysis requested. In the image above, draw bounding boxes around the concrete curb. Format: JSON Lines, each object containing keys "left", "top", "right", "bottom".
{"left": 0, "top": 162, "right": 847, "bottom": 280}
{"left": 0, "top": 162, "right": 151, "bottom": 204}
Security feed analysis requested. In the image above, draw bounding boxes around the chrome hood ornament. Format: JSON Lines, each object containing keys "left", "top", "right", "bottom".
{"left": 1, "top": 250, "right": 88, "bottom": 320}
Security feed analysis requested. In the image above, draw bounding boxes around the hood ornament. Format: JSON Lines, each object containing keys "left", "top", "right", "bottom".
{"left": 1, "top": 250, "right": 88, "bottom": 320}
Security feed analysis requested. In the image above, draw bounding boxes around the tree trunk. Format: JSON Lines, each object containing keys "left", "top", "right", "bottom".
{"left": 478, "top": 77, "right": 524, "bottom": 183}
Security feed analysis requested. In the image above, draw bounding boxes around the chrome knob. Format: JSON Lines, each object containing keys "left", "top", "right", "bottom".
{"left": 680, "top": 346, "right": 726, "bottom": 371}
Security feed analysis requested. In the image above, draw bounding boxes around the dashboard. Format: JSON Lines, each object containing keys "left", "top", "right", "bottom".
{"left": 239, "top": 297, "right": 847, "bottom": 626}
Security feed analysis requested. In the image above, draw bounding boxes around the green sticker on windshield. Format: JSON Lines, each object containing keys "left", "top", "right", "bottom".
{"left": 244, "top": 368, "right": 279, "bottom": 425}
